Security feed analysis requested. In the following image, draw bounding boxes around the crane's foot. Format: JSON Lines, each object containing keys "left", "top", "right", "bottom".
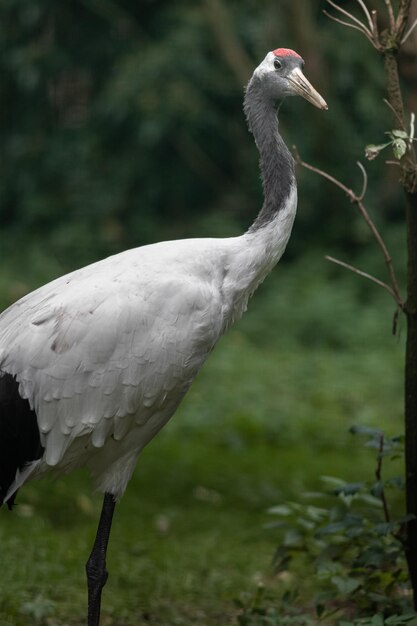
{"left": 86, "top": 492, "right": 116, "bottom": 626}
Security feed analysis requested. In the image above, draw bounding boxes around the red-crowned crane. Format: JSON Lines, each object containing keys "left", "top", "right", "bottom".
{"left": 0, "top": 49, "right": 327, "bottom": 626}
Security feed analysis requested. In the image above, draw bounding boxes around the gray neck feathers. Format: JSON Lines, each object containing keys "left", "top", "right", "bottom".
{"left": 244, "top": 76, "right": 295, "bottom": 232}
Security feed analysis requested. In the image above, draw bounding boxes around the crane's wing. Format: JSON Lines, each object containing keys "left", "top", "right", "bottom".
{"left": 0, "top": 249, "right": 225, "bottom": 468}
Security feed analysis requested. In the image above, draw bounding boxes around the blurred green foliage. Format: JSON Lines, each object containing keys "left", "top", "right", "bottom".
{"left": 0, "top": 0, "right": 405, "bottom": 298}
{"left": 0, "top": 1, "right": 413, "bottom": 624}
{"left": 235, "top": 428, "right": 416, "bottom": 626}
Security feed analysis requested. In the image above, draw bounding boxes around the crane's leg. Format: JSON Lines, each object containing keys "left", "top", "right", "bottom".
{"left": 86, "top": 492, "right": 116, "bottom": 626}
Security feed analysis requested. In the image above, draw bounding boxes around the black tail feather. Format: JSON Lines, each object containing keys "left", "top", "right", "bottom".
{"left": 0, "top": 373, "right": 44, "bottom": 508}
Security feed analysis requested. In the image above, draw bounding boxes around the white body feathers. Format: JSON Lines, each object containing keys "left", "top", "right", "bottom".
{"left": 0, "top": 186, "right": 297, "bottom": 500}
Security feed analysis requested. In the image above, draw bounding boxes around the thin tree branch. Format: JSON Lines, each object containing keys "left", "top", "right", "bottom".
{"left": 293, "top": 145, "right": 355, "bottom": 197}
{"left": 356, "top": 0, "right": 376, "bottom": 34}
{"left": 323, "top": 10, "right": 377, "bottom": 45}
{"left": 293, "top": 146, "right": 405, "bottom": 309}
{"left": 325, "top": 256, "right": 398, "bottom": 301}
{"left": 383, "top": 97, "right": 405, "bottom": 128}
{"left": 402, "top": 17, "right": 417, "bottom": 44}
{"left": 376, "top": 433, "right": 391, "bottom": 523}
{"left": 392, "top": 307, "right": 400, "bottom": 335}
{"left": 371, "top": 10, "right": 381, "bottom": 49}
{"left": 385, "top": 0, "right": 396, "bottom": 33}
{"left": 396, "top": 0, "right": 413, "bottom": 42}
{"left": 357, "top": 161, "right": 368, "bottom": 200}
{"left": 325, "top": 0, "right": 373, "bottom": 38}
{"left": 324, "top": 0, "right": 384, "bottom": 49}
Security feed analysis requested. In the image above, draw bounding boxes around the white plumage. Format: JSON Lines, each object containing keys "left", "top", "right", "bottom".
{"left": 0, "top": 192, "right": 296, "bottom": 500}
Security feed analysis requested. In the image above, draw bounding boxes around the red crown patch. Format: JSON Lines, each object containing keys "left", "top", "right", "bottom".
{"left": 272, "top": 48, "right": 302, "bottom": 59}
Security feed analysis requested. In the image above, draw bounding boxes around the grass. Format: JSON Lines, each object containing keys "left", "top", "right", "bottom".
{"left": 0, "top": 246, "right": 406, "bottom": 625}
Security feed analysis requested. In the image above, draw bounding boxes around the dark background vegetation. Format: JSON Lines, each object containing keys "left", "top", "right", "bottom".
{"left": 2, "top": 0, "right": 415, "bottom": 291}
{"left": 1, "top": 1, "right": 416, "bottom": 624}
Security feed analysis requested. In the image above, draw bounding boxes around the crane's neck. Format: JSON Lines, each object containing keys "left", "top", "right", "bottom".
{"left": 220, "top": 77, "right": 298, "bottom": 328}
{"left": 244, "top": 75, "right": 295, "bottom": 232}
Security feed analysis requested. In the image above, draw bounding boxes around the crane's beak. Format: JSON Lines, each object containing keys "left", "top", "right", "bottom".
{"left": 288, "top": 67, "right": 328, "bottom": 111}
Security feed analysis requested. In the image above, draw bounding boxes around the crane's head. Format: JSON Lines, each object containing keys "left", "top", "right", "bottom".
{"left": 254, "top": 48, "right": 328, "bottom": 110}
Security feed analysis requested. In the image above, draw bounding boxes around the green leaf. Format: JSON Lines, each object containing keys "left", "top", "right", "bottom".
{"left": 304, "top": 505, "right": 328, "bottom": 521}
{"left": 365, "top": 143, "right": 390, "bottom": 160}
{"left": 334, "top": 482, "right": 365, "bottom": 496}
{"left": 385, "top": 615, "right": 417, "bottom": 625}
{"left": 392, "top": 138, "right": 407, "bottom": 160}
{"left": 316, "top": 521, "right": 349, "bottom": 535}
{"left": 373, "top": 521, "right": 402, "bottom": 535}
{"left": 390, "top": 129, "right": 409, "bottom": 139}
{"left": 267, "top": 504, "right": 292, "bottom": 516}
{"left": 390, "top": 435, "right": 405, "bottom": 444}
{"left": 358, "top": 493, "right": 382, "bottom": 507}
{"left": 373, "top": 522, "right": 393, "bottom": 535}
{"left": 371, "top": 481, "right": 384, "bottom": 497}
{"left": 357, "top": 546, "right": 385, "bottom": 568}
{"left": 386, "top": 476, "right": 405, "bottom": 489}
{"left": 321, "top": 476, "right": 347, "bottom": 488}
{"left": 331, "top": 575, "right": 361, "bottom": 595}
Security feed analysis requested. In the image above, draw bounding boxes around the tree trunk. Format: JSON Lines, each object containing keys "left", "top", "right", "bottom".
{"left": 382, "top": 33, "right": 417, "bottom": 607}
{"left": 405, "top": 189, "right": 417, "bottom": 609}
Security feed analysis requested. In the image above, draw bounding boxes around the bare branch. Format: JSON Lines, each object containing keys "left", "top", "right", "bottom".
{"left": 323, "top": 10, "right": 377, "bottom": 45}
{"left": 384, "top": 0, "right": 396, "bottom": 33}
{"left": 402, "top": 17, "right": 417, "bottom": 44}
{"left": 293, "top": 145, "right": 356, "bottom": 200}
{"left": 325, "top": 0, "right": 373, "bottom": 37}
{"left": 293, "top": 146, "right": 405, "bottom": 309}
{"left": 356, "top": 161, "right": 368, "bottom": 200}
{"left": 371, "top": 10, "right": 381, "bottom": 48}
{"left": 325, "top": 256, "right": 398, "bottom": 300}
{"left": 383, "top": 97, "right": 405, "bottom": 127}
{"left": 375, "top": 433, "right": 391, "bottom": 523}
{"left": 395, "top": 0, "right": 413, "bottom": 41}
{"left": 356, "top": 0, "right": 376, "bottom": 33}
{"left": 324, "top": 0, "right": 380, "bottom": 47}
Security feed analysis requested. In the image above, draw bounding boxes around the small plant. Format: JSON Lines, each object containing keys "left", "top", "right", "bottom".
{"left": 20, "top": 594, "right": 56, "bottom": 624}
{"left": 365, "top": 114, "right": 416, "bottom": 162}
{"left": 340, "top": 613, "right": 417, "bottom": 626}
{"left": 236, "top": 428, "right": 417, "bottom": 625}
{"left": 270, "top": 427, "right": 412, "bottom": 618}
{"left": 235, "top": 584, "right": 315, "bottom": 625}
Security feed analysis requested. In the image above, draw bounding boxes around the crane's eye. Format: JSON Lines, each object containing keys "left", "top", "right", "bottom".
{"left": 274, "top": 58, "right": 282, "bottom": 70}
